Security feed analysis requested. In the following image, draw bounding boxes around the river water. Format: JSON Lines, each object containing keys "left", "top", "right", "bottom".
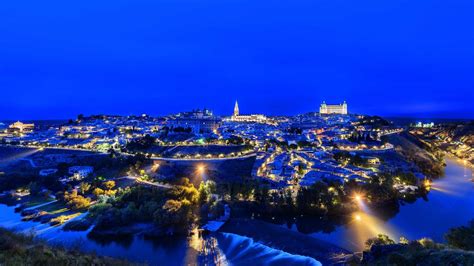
{"left": 312, "top": 158, "right": 474, "bottom": 251}
{"left": 0, "top": 158, "right": 472, "bottom": 265}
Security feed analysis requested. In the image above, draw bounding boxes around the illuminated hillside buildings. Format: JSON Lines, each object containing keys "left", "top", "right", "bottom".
{"left": 166, "top": 109, "right": 221, "bottom": 134}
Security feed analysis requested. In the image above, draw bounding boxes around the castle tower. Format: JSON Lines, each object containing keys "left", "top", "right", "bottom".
{"left": 342, "top": 101, "right": 348, "bottom": 114}
{"left": 233, "top": 100, "right": 239, "bottom": 116}
{"left": 319, "top": 101, "right": 327, "bottom": 114}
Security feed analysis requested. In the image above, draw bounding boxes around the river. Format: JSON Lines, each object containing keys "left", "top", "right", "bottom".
{"left": 0, "top": 158, "right": 472, "bottom": 265}
{"left": 311, "top": 157, "right": 474, "bottom": 251}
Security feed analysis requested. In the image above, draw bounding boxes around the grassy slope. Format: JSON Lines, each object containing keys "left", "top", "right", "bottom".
{"left": 0, "top": 228, "right": 135, "bottom": 265}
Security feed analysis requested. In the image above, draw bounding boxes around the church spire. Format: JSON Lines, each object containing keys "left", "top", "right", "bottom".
{"left": 233, "top": 100, "right": 239, "bottom": 116}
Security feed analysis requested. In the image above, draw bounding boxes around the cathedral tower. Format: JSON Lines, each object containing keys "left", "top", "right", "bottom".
{"left": 233, "top": 100, "right": 239, "bottom": 116}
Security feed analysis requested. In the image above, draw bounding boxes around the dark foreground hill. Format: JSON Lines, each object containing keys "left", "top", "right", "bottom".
{"left": 0, "top": 227, "right": 135, "bottom": 265}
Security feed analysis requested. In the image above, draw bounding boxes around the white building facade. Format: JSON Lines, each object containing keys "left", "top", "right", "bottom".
{"left": 319, "top": 101, "right": 348, "bottom": 115}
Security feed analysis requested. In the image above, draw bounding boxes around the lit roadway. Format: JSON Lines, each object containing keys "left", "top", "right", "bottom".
{"left": 4, "top": 144, "right": 257, "bottom": 161}
{"left": 116, "top": 176, "right": 173, "bottom": 189}
{"left": 148, "top": 152, "right": 257, "bottom": 162}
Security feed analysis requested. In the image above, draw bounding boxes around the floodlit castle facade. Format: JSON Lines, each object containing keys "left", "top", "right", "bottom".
{"left": 9, "top": 121, "right": 35, "bottom": 132}
{"left": 319, "top": 101, "right": 348, "bottom": 115}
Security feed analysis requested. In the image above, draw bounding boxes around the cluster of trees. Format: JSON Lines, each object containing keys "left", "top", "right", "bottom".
{"left": 170, "top": 127, "right": 193, "bottom": 133}
{"left": 226, "top": 135, "right": 244, "bottom": 145}
{"left": 349, "top": 132, "right": 379, "bottom": 143}
{"left": 216, "top": 179, "right": 351, "bottom": 217}
{"left": 90, "top": 187, "right": 167, "bottom": 230}
{"left": 296, "top": 181, "right": 345, "bottom": 214}
{"left": 154, "top": 178, "right": 199, "bottom": 233}
{"left": 445, "top": 219, "right": 474, "bottom": 251}
{"left": 394, "top": 171, "right": 418, "bottom": 186}
{"left": 264, "top": 139, "right": 315, "bottom": 152}
{"left": 366, "top": 220, "right": 474, "bottom": 252}
{"left": 216, "top": 171, "right": 408, "bottom": 220}
{"left": 90, "top": 178, "right": 209, "bottom": 235}
{"left": 358, "top": 173, "right": 399, "bottom": 205}
{"left": 333, "top": 151, "right": 370, "bottom": 167}
{"left": 125, "top": 135, "right": 157, "bottom": 151}
{"left": 91, "top": 180, "right": 117, "bottom": 197}
{"left": 357, "top": 116, "right": 391, "bottom": 127}
{"left": 360, "top": 221, "right": 474, "bottom": 265}
{"left": 287, "top": 127, "right": 303, "bottom": 134}
{"left": 58, "top": 179, "right": 119, "bottom": 211}
{"left": 0, "top": 171, "right": 63, "bottom": 195}
{"left": 62, "top": 190, "right": 91, "bottom": 210}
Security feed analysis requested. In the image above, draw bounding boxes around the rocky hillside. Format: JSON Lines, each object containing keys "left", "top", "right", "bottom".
{"left": 387, "top": 132, "right": 444, "bottom": 178}
{"left": 411, "top": 121, "right": 474, "bottom": 166}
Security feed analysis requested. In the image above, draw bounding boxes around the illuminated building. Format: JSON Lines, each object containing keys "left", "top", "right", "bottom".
{"left": 230, "top": 100, "right": 268, "bottom": 123}
{"left": 166, "top": 109, "right": 221, "bottom": 134}
{"left": 233, "top": 100, "right": 239, "bottom": 116}
{"left": 414, "top": 122, "right": 434, "bottom": 128}
{"left": 68, "top": 166, "right": 94, "bottom": 180}
{"left": 319, "top": 101, "right": 348, "bottom": 115}
{"left": 9, "top": 121, "right": 35, "bottom": 132}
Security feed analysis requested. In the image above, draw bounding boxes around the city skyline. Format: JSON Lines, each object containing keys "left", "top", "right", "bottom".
{"left": 1, "top": 97, "right": 473, "bottom": 121}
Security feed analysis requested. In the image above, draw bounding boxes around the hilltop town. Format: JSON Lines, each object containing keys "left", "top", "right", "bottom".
{"left": 0, "top": 101, "right": 466, "bottom": 264}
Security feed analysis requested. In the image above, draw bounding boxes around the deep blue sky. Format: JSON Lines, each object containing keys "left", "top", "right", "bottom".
{"left": 1, "top": 0, "right": 473, "bottom": 120}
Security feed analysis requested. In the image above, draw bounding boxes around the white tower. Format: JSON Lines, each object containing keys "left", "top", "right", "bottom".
{"left": 342, "top": 101, "right": 348, "bottom": 114}
{"left": 233, "top": 100, "right": 239, "bottom": 116}
{"left": 319, "top": 101, "right": 327, "bottom": 114}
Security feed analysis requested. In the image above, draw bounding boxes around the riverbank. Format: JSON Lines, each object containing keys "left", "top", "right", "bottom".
{"left": 0, "top": 227, "right": 134, "bottom": 265}
{"left": 219, "top": 218, "right": 350, "bottom": 265}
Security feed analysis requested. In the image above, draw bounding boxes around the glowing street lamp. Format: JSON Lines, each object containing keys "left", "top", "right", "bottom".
{"left": 197, "top": 164, "right": 205, "bottom": 173}
{"left": 354, "top": 214, "right": 362, "bottom": 221}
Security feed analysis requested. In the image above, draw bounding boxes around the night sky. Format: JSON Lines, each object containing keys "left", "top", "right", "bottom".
{"left": 1, "top": 0, "right": 473, "bottom": 120}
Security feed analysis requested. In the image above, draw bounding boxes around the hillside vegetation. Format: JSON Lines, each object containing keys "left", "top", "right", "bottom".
{"left": 0, "top": 228, "right": 134, "bottom": 265}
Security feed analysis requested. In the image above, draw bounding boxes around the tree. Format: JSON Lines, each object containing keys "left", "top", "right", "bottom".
{"left": 64, "top": 190, "right": 91, "bottom": 210}
{"left": 397, "top": 172, "right": 418, "bottom": 186}
{"left": 399, "top": 236, "right": 409, "bottom": 245}
{"left": 103, "top": 180, "right": 116, "bottom": 190}
{"left": 198, "top": 180, "right": 216, "bottom": 204}
{"left": 28, "top": 182, "right": 41, "bottom": 196}
{"left": 285, "top": 189, "right": 294, "bottom": 208}
{"left": 93, "top": 187, "right": 105, "bottom": 197}
{"left": 255, "top": 185, "right": 269, "bottom": 206}
{"left": 153, "top": 199, "right": 194, "bottom": 232}
{"left": 79, "top": 182, "right": 91, "bottom": 194}
{"left": 445, "top": 220, "right": 474, "bottom": 251}
{"left": 365, "top": 234, "right": 395, "bottom": 250}
{"left": 297, "top": 165, "right": 305, "bottom": 175}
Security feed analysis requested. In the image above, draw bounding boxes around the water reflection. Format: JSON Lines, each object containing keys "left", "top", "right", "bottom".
{"left": 312, "top": 158, "right": 474, "bottom": 251}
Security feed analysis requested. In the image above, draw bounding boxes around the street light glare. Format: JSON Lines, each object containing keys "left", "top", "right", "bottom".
{"left": 197, "top": 165, "right": 205, "bottom": 173}
{"left": 354, "top": 194, "right": 362, "bottom": 201}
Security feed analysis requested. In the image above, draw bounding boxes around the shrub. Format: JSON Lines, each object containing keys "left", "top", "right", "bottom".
{"left": 387, "top": 252, "right": 409, "bottom": 265}
{"left": 418, "top": 238, "right": 438, "bottom": 249}
{"left": 445, "top": 220, "right": 474, "bottom": 251}
{"left": 399, "top": 236, "right": 409, "bottom": 245}
{"left": 365, "top": 234, "right": 396, "bottom": 250}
